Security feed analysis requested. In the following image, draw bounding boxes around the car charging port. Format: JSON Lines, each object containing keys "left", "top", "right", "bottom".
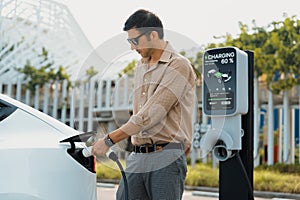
{"left": 67, "top": 148, "right": 96, "bottom": 173}
{"left": 60, "top": 131, "right": 97, "bottom": 173}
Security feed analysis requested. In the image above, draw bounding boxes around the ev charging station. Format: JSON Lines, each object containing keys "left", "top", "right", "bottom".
{"left": 200, "top": 47, "right": 254, "bottom": 200}
{"left": 201, "top": 47, "right": 248, "bottom": 160}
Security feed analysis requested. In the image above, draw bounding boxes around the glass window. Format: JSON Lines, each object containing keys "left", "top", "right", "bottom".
{"left": 0, "top": 100, "right": 17, "bottom": 122}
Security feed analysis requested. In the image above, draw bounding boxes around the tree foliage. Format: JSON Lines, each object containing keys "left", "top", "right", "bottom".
{"left": 85, "top": 65, "right": 98, "bottom": 81}
{"left": 118, "top": 60, "right": 137, "bottom": 77}
{"left": 16, "top": 47, "right": 70, "bottom": 92}
{"left": 267, "top": 16, "right": 300, "bottom": 93}
{"left": 208, "top": 15, "right": 300, "bottom": 94}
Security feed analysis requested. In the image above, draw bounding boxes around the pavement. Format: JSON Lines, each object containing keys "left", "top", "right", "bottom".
{"left": 96, "top": 183, "right": 280, "bottom": 200}
{"left": 97, "top": 185, "right": 217, "bottom": 200}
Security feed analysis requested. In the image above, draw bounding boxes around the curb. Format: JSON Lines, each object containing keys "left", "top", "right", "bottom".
{"left": 192, "top": 191, "right": 219, "bottom": 198}
{"left": 185, "top": 186, "right": 300, "bottom": 199}
{"left": 97, "top": 180, "right": 300, "bottom": 199}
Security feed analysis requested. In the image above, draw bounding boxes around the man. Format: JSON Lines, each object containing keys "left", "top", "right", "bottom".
{"left": 92, "top": 9, "right": 196, "bottom": 200}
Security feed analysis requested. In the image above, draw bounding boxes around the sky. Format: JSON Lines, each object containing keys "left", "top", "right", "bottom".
{"left": 56, "top": 0, "right": 300, "bottom": 79}
{"left": 60, "top": 0, "right": 300, "bottom": 49}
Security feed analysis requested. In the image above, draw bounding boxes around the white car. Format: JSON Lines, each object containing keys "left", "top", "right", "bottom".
{"left": 0, "top": 94, "right": 97, "bottom": 200}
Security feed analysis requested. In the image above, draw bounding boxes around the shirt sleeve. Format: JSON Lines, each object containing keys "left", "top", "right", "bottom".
{"left": 120, "top": 58, "right": 196, "bottom": 136}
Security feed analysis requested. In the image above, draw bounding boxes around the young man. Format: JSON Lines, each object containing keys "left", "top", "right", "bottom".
{"left": 92, "top": 9, "right": 196, "bottom": 200}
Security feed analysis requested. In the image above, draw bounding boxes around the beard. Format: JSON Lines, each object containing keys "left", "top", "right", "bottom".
{"left": 137, "top": 48, "right": 153, "bottom": 59}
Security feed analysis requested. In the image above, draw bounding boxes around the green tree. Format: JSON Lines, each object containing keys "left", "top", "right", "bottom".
{"left": 16, "top": 47, "right": 70, "bottom": 92}
{"left": 212, "top": 16, "right": 300, "bottom": 94}
{"left": 118, "top": 60, "right": 137, "bottom": 77}
{"left": 85, "top": 65, "right": 98, "bottom": 81}
{"left": 264, "top": 16, "right": 300, "bottom": 94}
{"left": 209, "top": 21, "right": 269, "bottom": 77}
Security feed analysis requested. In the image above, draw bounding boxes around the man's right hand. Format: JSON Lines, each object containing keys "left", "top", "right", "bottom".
{"left": 92, "top": 138, "right": 110, "bottom": 157}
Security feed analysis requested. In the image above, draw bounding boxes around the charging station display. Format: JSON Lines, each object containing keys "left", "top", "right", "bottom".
{"left": 203, "top": 47, "right": 237, "bottom": 115}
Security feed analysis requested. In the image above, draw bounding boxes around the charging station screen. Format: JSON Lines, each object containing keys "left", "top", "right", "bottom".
{"left": 206, "top": 91, "right": 234, "bottom": 110}
{"left": 203, "top": 48, "right": 237, "bottom": 115}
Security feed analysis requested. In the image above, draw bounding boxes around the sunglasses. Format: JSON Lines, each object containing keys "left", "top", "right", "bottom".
{"left": 127, "top": 32, "right": 148, "bottom": 45}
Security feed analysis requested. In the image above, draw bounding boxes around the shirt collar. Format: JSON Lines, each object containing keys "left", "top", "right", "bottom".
{"left": 141, "top": 41, "right": 175, "bottom": 64}
{"left": 158, "top": 41, "right": 175, "bottom": 63}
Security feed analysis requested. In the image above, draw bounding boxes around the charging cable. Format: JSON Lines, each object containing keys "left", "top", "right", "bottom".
{"left": 83, "top": 146, "right": 129, "bottom": 200}
{"left": 236, "top": 151, "right": 254, "bottom": 200}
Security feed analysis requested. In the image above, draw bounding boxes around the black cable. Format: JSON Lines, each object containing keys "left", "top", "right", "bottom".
{"left": 81, "top": 145, "right": 129, "bottom": 199}
{"left": 236, "top": 151, "right": 254, "bottom": 200}
{"left": 107, "top": 151, "right": 129, "bottom": 200}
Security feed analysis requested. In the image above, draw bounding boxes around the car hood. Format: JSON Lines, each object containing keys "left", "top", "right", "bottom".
{"left": 0, "top": 94, "right": 78, "bottom": 136}
{"left": 0, "top": 94, "right": 87, "bottom": 148}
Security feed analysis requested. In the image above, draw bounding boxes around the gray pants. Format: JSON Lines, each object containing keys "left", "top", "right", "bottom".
{"left": 116, "top": 149, "right": 187, "bottom": 200}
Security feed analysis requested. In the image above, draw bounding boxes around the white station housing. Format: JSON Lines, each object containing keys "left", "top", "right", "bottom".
{"left": 201, "top": 47, "right": 249, "bottom": 161}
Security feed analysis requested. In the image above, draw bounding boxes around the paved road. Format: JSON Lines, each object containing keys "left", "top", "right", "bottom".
{"left": 96, "top": 184, "right": 272, "bottom": 200}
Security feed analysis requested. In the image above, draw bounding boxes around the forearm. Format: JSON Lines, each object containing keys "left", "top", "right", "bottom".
{"left": 109, "top": 128, "right": 130, "bottom": 144}
{"left": 92, "top": 128, "right": 129, "bottom": 157}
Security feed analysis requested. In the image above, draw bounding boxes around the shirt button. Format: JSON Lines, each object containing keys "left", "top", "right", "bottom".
{"left": 142, "top": 131, "right": 148, "bottom": 136}
{"left": 142, "top": 92, "right": 146, "bottom": 95}
{"left": 144, "top": 78, "right": 147, "bottom": 82}
{"left": 139, "top": 105, "right": 142, "bottom": 108}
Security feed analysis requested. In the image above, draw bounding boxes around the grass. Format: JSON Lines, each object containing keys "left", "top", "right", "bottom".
{"left": 254, "top": 163, "right": 300, "bottom": 193}
{"left": 185, "top": 164, "right": 219, "bottom": 187}
{"left": 254, "top": 170, "right": 300, "bottom": 193}
{"left": 96, "top": 161, "right": 300, "bottom": 194}
{"left": 96, "top": 160, "right": 123, "bottom": 180}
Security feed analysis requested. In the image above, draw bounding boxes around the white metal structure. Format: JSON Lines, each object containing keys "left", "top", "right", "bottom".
{"left": 0, "top": 76, "right": 134, "bottom": 130}
{"left": 0, "top": 0, "right": 97, "bottom": 82}
{"left": 0, "top": 93, "right": 97, "bottom": 200}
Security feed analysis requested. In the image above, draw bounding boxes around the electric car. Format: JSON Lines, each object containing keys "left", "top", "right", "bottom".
{"left": 0, "top": 93, "right": 97, "bottom": 200}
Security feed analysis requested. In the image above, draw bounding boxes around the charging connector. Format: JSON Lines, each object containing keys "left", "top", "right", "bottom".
{"left": 82, "top": 146, "right": 129, "bottom": 200}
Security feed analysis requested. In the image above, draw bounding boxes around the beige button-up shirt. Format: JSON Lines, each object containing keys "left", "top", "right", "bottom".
{"left": 120, "top": 42, "right": 196, "bottom": 149}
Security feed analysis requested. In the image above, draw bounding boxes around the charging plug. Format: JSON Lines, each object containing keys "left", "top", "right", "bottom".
{"left": 82, "top": 146, "right": 119, "bottom": 162}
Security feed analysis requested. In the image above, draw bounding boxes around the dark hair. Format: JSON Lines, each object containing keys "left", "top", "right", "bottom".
{"left": 123, "top": 9, "right": 164, "bottom": 39}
